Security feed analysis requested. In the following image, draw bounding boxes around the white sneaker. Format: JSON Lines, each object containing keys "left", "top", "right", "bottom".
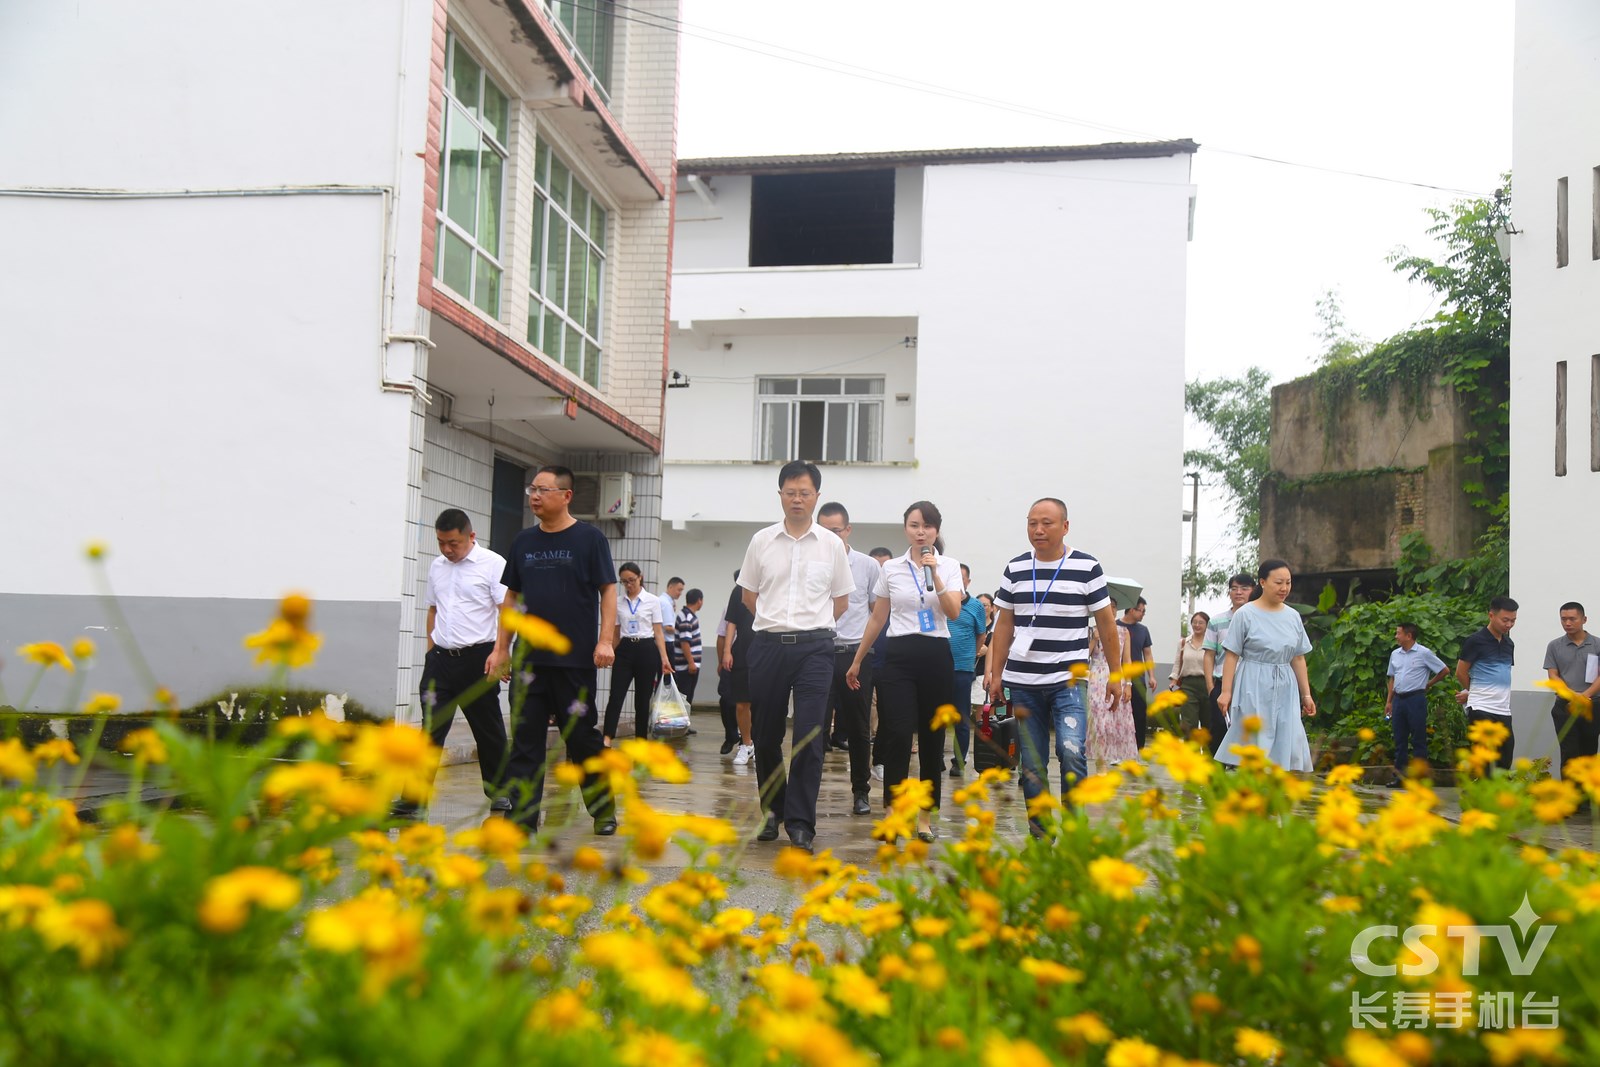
{"left": 733, "top": 744, "right": 755, "bottom": 766}
{"left": 872, "top": 764, "right": 885, "bottom": 782}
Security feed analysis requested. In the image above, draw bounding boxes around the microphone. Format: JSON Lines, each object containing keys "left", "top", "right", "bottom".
{"left": 920, "top": 545, "right": 935, "bottom": 591}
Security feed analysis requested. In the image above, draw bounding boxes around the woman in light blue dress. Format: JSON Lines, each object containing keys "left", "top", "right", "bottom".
{"left": 1214, "top": 559, "right": 1317, "bottom": 770}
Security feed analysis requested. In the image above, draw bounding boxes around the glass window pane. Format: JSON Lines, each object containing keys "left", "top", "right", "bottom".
{"left": 438, "top": 224, "right": 472, "bottom": 295}
{"left": 475, "top": 256, "right": 500, "bottom": 318}
{"left": 796, "top": 401, "right": 825, "bottom": 460}
{"left": 590, "top": 201, "right": 607, "bottom": 243}
{"left": 550, "top": 156, "right": 571, "bottom": 213}
{"left": 527, "top": 308, "right": 540, "bottom": 348}
{"left": 760, "top": 378, "right": 797, "bottom": 395}
{"left": 478, "top": 142, "right": 503, "bottom": 256}
{"left": 826, "top": 402, "right": 851, "bottom": 461}
{"left": 481, "top": 80, "right": 509, "bottom": 145}
{"left": 529, "top": 193, "right": 545, "bottom": 294}
{"left": 546, "top": 218, "right": 569, "bottom": 310}
{"left": 570, "top": 249, "right": 589, "bottom": 333}
{"left": 760, "top": 404, "right": 789, "bottom": 461}
{"left": 584, "top": 345, "right": 601, "bottom": 387}
{"left": 844, "top": 378, "right": 881, "bottom": 395}
{"left": 856, "top": 403, "right": 881, "bottom": 462}
{"left": 449, "top": 39, "right": 481, "bottom": 112}
{"left": 585, "top": 250, "right": 602, "bottom": 338}
{"left": 564, "top": 324, "right": 584, "bottom": 375}
{"left": 571, "top": 186, "right": 590, "bottom": 237}
{"left": 542, "top": 311, "right": 561, "bottom": 361}
{"left": 801, "top": 378, "right": 840, "bottom": 395}
{"left": 443, "top": 103, "right": 478, "bottom": 232}
{"left": 535, "top": 139, "right": 550, "bottom": 190}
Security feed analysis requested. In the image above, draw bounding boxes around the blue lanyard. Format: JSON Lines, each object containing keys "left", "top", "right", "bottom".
{"left": 624, "top": 596, "right": 641, "bottom": 617}
{"left": 1026, "top": 553, "right": 1068, "bottom": 629}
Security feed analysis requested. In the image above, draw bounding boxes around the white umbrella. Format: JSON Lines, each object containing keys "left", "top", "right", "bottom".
{"left": 1103, "top": 576, "right": 1144, "bottom": 611}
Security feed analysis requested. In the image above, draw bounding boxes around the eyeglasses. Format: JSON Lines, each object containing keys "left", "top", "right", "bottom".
{"left": 527, "top": 485, "right": 569, "bottom": 496}
{"left": 780, "top": 490, "right": 817, "bottom": 501}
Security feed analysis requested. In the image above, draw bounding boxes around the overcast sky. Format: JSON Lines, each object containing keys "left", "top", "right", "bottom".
{"left": 671, "top": 0, "right": 1514, "bottom": 599}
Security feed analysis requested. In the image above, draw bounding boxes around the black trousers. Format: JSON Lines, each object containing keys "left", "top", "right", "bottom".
{"left": 877, "top": 635, "right": 954, "bottom": 811}
{"left": 1206, "top": 678, "right": 1229, "bottom": 756}
{"left": 411, "top": 642, "right": 507, "bottom": 804}
{"left": 829, "top": 644, "right": 874, "bottom": 795}
{"left": 675, "top": 664, "right": 699, "bottom": 703}
{"left": 602, "top": 637, "right": 659, "bottom": 740}
{"left": 1466, "top": 707, "right": 1515, "bottom": 771}
{"left": 748, "top": 634, "right": 834, "bottom": 834}
{"left": 506, "top": 662, "right": 613, "bottom": 828}
{"left": 1553, "top": 697, "right": 1599, "bottom": 777}
{"left": 718, "top": 667, "right": 740, "bottom": 743}
{"left": 1130, "top": 680, "right": 1149, "bottom": 749}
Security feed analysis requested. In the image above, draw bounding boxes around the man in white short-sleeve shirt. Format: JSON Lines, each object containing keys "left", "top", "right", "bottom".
{"left": 398, "top": 508, "right": 510, "bottom": 818}
{"left": 737, "top": 461, "right": 854, "bottom": 853}
{"left": 817, "top": 501, "right": 882, "bottom": 815}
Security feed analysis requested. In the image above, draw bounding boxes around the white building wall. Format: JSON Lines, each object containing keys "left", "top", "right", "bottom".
{"left": 662, "top": 152, "right": 1193, "bottom": 657}
{"left": 1508, "top": 0, "right": 1600, "bottom": 766}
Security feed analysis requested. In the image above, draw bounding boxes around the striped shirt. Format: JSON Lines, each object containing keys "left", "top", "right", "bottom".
{"left": 672, "top": 607, "right": 702, "bottom": 670}
{"left": 994, "top": 548, "right": 1112, "bottom": 687}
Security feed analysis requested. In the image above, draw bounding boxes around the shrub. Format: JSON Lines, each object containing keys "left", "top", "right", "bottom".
{"left": 0, "top": 708, "right": 59, "bottom": 747}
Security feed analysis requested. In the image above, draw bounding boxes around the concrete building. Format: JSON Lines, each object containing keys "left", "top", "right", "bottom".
{"left": 1507, "top": 1, "right": 1600, "bottom": 766}
{"left": 1, "top": 0, "right": 678, "bottom": 717}
{"left": 662, "top": 142, "right": 1197, "bottom": 660}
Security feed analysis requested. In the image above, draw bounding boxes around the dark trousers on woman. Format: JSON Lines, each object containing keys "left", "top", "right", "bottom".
{"left": 877, "top": 635, "right": 954, "bottom": 810}
{"left": 1206, "top": 677, "right": 1229, "bottom": 756}
{"left": 951, "top": 670, "right": 974, "bottom": 771}
{"left": 603, "top": 637, "right": 659, "bottom": 740}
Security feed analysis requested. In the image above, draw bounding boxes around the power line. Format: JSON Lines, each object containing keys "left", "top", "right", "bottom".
{"left": 568, "top": 0, "right": 1492, "bottom": 197}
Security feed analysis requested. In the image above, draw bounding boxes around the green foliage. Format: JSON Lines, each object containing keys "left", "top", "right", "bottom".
{"left": 186, "top": 687, "right": 379, "bottom": 724}
{"left": 1394, "top": 526, "right": 1510, "bottom": 603}
{"left": 0, "top": 709, "right": 58, "bottom": 747}
{"left": 1312, "top": 287, "right": 1370, "bottom": 366}
{"left": 1184, "top": 366, "right": 1272, "bottom": 545}
{"left": 1327, "top": 693, "right": 1469, "bottom": 767}
{"left": 65, "top": 689, "right": 381, "bottom": 752}
{"left": 1306, "top": 592, "right": 1482, "bottom": 727}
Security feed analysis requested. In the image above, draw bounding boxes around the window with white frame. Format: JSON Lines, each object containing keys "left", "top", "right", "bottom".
{"left": 436, "top": 33, "right": 509, "bottom": 318}
{"left": 547, "top": 0, "right": 614, "bottom": 101}
{"left": 757, "top": 377, "right": 884, "bottom": 463}
{"left": 528, "top": 138, "right": 607, "bottom": 388}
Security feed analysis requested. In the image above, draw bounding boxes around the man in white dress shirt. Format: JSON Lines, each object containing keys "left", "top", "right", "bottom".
{"left": 817, "top": 501, "right": 881, "bottom": 816}
{"left": 738, "top": 461, "right": 855, "bottom": 853}
{"left": 395, "top": 509, "right": 510, "bottom": 819}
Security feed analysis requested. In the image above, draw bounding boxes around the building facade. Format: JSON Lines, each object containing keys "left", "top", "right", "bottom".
{"left": 662, "top": 143, "right": 1196, "bottom": 660}
{"left": 1507, "top": 0, "right": 1600, "bottom": 766}
{"left": 0, "top": 0, "right": 678, "bottom": 717}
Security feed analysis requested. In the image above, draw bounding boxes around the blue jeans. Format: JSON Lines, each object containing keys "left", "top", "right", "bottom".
{"left": 952, "top": 670, "right": 974, "bottom": 768}
{"left": 1390, "top": 690, "right": 1429, "bottom": 771}
{"left": 1010, "top": 683, "right": 1088, "bottom": 803}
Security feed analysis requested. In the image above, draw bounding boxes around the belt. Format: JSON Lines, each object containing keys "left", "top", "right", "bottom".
{"left": 620, "top": 636, "right": 654, "bottom": 643}
{"left": 834, "top": 642, "right": 860, "bottom": 653}
{"left": 433, "top": 641, "right": 494, "bottom": 657}
{"left": 757, "top": 628, "right": 836, "bottom": 645}
{"left": 1394, "top": 689, "right": 1425, "bottom": 698}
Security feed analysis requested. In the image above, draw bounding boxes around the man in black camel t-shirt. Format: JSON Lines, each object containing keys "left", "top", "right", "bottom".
{"left": 492, "top": 464, "right": 619, "bottom": 834}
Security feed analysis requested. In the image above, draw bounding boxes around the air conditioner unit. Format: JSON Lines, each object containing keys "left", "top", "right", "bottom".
{"left": 569, "top": 472, "right": 633, "bottom": 520}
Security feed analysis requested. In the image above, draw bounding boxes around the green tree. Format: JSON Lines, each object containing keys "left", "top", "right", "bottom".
{"left": 1313, "top": 288, "right": 1370, "bottom": 366}
{"left": 1184, "top": 366, "right": 1272, "bottom": 549}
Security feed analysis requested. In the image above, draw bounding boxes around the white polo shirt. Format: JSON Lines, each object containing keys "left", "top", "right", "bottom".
{"left": 835, "top": 548, "right": 882, "bottom": 643}
{"left": 425, "top": 543, "right": 508, "bottom": 649}
{"left": 737, "top": 521, "right": 854, "bottom": 633}
{"left": 616, "top": 588, "right": 664, "bottom": 639}
{"left": 873, "top": 549, "right": 963, "bottom": 638}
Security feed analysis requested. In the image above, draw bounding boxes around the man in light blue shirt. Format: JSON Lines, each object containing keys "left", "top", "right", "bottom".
{"left": 1385, "top": 622, "right": 1449, "bottom": 780}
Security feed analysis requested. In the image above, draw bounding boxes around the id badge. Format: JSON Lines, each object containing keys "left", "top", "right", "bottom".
{"left": 1011, "top": 629, "right": 1035, "bottom": 658}
{"left": 917, "top": 608, "right": 936, "bottom": 633}
{"left": 625, "top": 618, "right": 641, "bottom": 637}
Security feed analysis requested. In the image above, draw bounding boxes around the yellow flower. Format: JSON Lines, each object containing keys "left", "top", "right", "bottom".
{"left": 1189, "top": 992, "right": 1224, "bottom": 1017}
{"left": 27, "top": 739, "right": 78, "bottom": 768}
{"left": 982, "top": 1034, "right": 1052, "bottom": 1067}
{"left": 70, "top": 637, "right": 96, "bottom": 660}
{"left": 1531, "top": 779, "right": 1581, "bottom": 823}
{"left": 344, "top": 722, "right": 439, "bottom": 804}
{"left": 16, "top": 642, "right": 74, "bottom": 672}
{"left": 1019, "top": 957, "right": 1084, "bottom": 986}
{"left": 931, "top": 703, "right": 962, "bottom": 730}
{"left": 466, "top": 886, "right": 531, "bottom": 937}
{"left": 1104, "top": 1037, "right": 1165, "bottom": 1067}
{"left": 1320, "top": 895, "right": 1363, "bottom": 914}
{"left": 277, "top": 711, "right": 352, "bottom": 745}
{"left": 935, "top": 1027, "right": 968, "bottom": 1051}
{"left": 1326, "top": 764, "right": 1365, "bottom": 787}
{"left": 755, "top": 962, "right": 826, "bottom": 1013}
{"left": 0, "top": 739, "right": 37, "bottom": 784}
{"left": 1235, "top": 1027, "right": 1283, "bottom": 1060}
{"left": 1056, "top": 1011, "right": 1114, "bottom": 1045}
{"left": 499, "top": 608, "right": 573, "bottom": 655}
{"left": 1482, "top": 1027, "right": 1565, "bottom": 1065}
{"left": 1026, "top": 792, "right": 1062, "bottom": 819}
{"left": 618, "top": 1029, "right": 706, "bottom": 1067}
{"left": 828, "top": 964, "right": 891, "bottom": 1016}
{"left": 85, "top": 541, "right": 107, "bottom": 560}
{"left": 1538, "top": 677, "right": 1594, "bottom": 720}
{"left": 0, "top": 884, "right": 56, "bottom": 928}
{"left": 1345, "top": 1031, "right": 1412, "bottom": 1067}
{"left": 35, "top": 899, "right": 128, "bottom": 966}
{"left": 1466, "top": 717, "right": 1510, "bottom": 754}
{"left": 81, "top": 692, "right": 121, "bottom": 715}
{"left": 552, "top": 761, "right": 585, "bottom": 787}
{"left": 1358, "top": 726, "right": 1378, "bottom": 742}
{"left": 1146, "top": 733, "right": 1215, "bottom": 785}
{"left": 1068, "top": 771, "right": 1123, "bottom": 806}
{"left": 242, "top": 613, "right": 322, "bottom": 669}
{"left": 305, "top": 889, "right": 425, "bottom": 999}
{"left": 1228, "top": 744, "right": 1270, "bottom": 770}
{"left": 1042, "top": 903, "right": 1078, "bottom": 931}
{"left": 1231, "top": 933, "right": 1263, "bottom": 975}
{"left": 199, "top": 866, "right": 302, "bottom": 933}
{"left": 1458, "top": 809, "right": 1500, "bottom": 834}
{"left": 1088, "top": 855, "right": 1145, "bottom": 901}
{"left": 119, "top": 728, "right": 168, "bottom": 764}
{"left": 152, "top": 686, "right": 179, "bottom": 711}
{"left": 526, "top": 988, "right": 600, "bottom": 1033}
{"left": 1241, "top": 714, "right": 1264, "bottom": 735}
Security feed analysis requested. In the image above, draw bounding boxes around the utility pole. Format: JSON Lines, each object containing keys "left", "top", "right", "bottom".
{"left": 1185, "top": 472, "right": 1200, "bottom": 618}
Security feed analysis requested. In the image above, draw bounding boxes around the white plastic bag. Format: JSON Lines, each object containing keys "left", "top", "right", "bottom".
{"left": 648, "top": 674, "right": 691, "bottom": 739}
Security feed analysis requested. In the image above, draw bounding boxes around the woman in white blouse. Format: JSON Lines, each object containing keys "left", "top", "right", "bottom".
{"left": 602, "top": 562, "right": 673, "bottom": 745}
{"left": 847, "top": 501, "right": 962, "bottom": 841}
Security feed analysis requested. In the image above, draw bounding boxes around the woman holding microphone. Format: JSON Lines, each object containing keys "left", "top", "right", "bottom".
{"left": 847, "top": 501, "right": 962, "bottom": 841}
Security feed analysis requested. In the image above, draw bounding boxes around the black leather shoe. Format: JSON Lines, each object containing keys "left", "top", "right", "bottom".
{"left": 389, "top": 804, "right": 424, "bottom": 822}
{"left": 594, "top": 817, "right": 618, "bottom": 836}
{"left": 720, "top": 738, "right": 738, "bottom": 755}
{"left": 830, "top": 736, "right": 850, "bottom": 751}
{"left": 788, "top": 827, "right": 815, "bottom": 853}
{"left": 851, "top": 793, "right": 871, "bottom": 816}
{"left": 757, "top": 814, "right": 780, "bottom": 841}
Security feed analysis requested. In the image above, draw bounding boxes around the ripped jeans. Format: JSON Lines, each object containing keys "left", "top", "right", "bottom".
{"left": 1009, "top": 683, "right": 1088, "bottom": 804}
